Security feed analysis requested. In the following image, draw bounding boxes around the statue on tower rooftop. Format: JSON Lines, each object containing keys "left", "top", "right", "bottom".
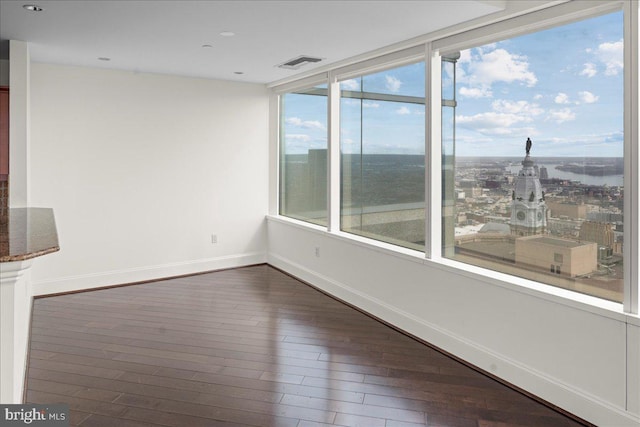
{"left": 525, "top": 137, "right": 532, "bottom": 155}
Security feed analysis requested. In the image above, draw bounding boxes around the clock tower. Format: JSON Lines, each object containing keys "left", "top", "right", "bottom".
{"left": 510, "top": 138, "right": 547, "bottom": 236}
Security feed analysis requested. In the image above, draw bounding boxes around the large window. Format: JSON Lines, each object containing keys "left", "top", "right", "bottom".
{"left": 340, "top": 62, "right": 426, "bottom": 250}
{"left": 441, "top": 11, "right": 625, "bottom": 302}
{"left": 275, "top": 3, "right": 636, "bottom": 311}
{"left": 279, "top": 86, "right": 328, "bottom": 225}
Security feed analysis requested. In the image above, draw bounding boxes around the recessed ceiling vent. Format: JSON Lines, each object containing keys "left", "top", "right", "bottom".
{"left": 277, "top": 55, "right": 323, "bottom": 70}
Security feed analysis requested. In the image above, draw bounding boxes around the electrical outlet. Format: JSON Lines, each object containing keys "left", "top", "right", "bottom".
{"left": 211, "top": 234, "right": 218, "bottom": 244}
{"left": 315, "top": 247, "right": 320, "bottom": 257}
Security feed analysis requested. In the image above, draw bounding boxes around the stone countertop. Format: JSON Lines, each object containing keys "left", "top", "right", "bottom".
{"left": 0, "top": 208, "right": 60, "bottom": 262}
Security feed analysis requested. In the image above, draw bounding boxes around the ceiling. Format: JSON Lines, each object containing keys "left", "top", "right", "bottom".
{"left": 0, "top": 0, "right": 505, "bottom": 84}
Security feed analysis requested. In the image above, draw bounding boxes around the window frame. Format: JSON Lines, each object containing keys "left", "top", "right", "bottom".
{"left": 275, "top": 74, "right": 329, "bottom": 226}
{"left": 430, "top": 0, "right": 636, "bottom": 314}
{"left": 337, "top": 60, "right": 427, "bottom": 251}
{"left": 270, "top": 0, "right": 638, "bottom": 315}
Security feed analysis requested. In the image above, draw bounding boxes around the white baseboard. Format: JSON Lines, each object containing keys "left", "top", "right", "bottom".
{"left": 32, "top": 252, "right": 267, "bottom": 296}
{"left": 268, "top": 252, "right": 640, "bottom": 427}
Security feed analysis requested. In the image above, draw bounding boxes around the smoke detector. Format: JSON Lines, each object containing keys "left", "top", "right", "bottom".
{"left": 277, "top": 55, "right": 323, "bottom": 70}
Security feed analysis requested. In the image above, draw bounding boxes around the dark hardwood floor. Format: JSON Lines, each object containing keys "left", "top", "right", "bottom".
{"left": 26, "top": 264, "right": 589, "bottom": 427}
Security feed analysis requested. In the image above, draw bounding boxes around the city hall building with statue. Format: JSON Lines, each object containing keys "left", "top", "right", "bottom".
{"left": 455, "top": 139, "right": 599, "bottom": 287}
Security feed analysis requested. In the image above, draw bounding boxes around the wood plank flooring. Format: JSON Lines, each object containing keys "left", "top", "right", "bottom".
{"left": 26, "top": 264, "right": 589, "bottom": 427}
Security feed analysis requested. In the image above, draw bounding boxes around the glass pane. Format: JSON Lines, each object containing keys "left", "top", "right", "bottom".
{"left": 442, "top": 12, "right": 624, "bottom": 303}
{"left": 341, "top": 78, "right": 361, "bottom": 92}
{"left": 363, "top": 62, "right": 426, "bottom": 97}
{"left": 341, "top": 62, "right": 426, "bottom": 250}
{"left": 441, "top": 58, "right": 456, "bottom": 101}
{"left": 279, "top": 87, "right": 328, "bottom": 225}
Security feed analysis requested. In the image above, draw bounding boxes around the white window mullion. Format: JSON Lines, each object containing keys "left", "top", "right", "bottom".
{"left": 328, "top": 72, "right": 341, "bottom": 233}
{"left": 426, "top": 43, "right": 441, "bottom": 260}
{"left": 624, "top": 0, "right": 639, "bottom": 314}
{"left": 269, "top": 92, "right": 281, "bottom": 217}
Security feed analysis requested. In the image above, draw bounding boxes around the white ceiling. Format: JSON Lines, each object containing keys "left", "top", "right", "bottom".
{"left": 0, "top": 0, "right": 504, "bottom": 84}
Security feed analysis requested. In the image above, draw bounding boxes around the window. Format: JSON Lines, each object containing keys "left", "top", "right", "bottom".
{"left": 274, "top": 3, "right": 636, "bottom": 312}
{"left": 441, "top": 11, "right": 624, "bottom": 303}
{"left": 340, "top": 62, "right": 426, "bottom": 250}
{"left": 279, "top": 86, "right": 328, "bottom": 225}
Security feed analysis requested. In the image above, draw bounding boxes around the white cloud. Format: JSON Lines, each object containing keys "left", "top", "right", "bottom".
{"left": 582, "top": 40, "right": 623, "bottom": 77}
{"left": 304, "top": 120, "right": 325, "bottom": 130}
{"left": 459, "top": 86, "right": 492, "bottom": 98}
{"left": 456, "top": 111, "right": 536, "bottom": 136}
{"left": 461, "top": 48, "right": 537, "bottom": 89}
{"left": 385, "top": 75, "right": 402, "bottom": 93}
{"left": 598, "top": 39, "right": 623, "bottom": 76}
{"left": 456, "top": 98, "right": 543, "bottom": 137}
{"left": 554, "top": 93, "right": 570, "bottom": 104}
{"left": 342, "top": 98, "right": 360, "bottom": 107}
{"left": 396, "top": 106, "right": 411, "bottom": 115}
{"left": 546, "top": 131, "right": 623, "bottom": 151}
{"left": 285, "top": 117, "right": 303, "bottom": 126}
{"left": 480, "top": 43, "right": 498, "bottom": 52}
{"left": 363, "top": 101, "right": 380, "bottom": 108}
{"left": 457, "top": 111, "right": 529, "bottom": 129}
{"left": 285, "top": 117, "right": 325, "bottom": 130}
{"left": 442, "top": 75, "right": 454, "bottom": 91}
{"left": 457, "top": 49, "right": 472, "bottom": 64}
{"left": 547, "top": 108, "right": 576, "bottom": 123}
{"left": 285, "top": 134, "right": 311, "bottom": 142}
{"left": 578, "top": 91, "right": 599, "bottom": 104}
{"left": 580, "top": 62, "right": 597, "bottom": 78}
{"left": 341, "top": 79, "right": 359, "bottom": 90}
{"left": 533, "top": 94, "right": 543, "bottom": 100}
{"left": 456, "top": 47, "right": 537, "bottom": 103}
{"left": 453, "top": 134, "right": 494, "bottom": 145}
{"left": 492, "top": 100, "right": 543, "bottom": 116}
{"left": 553, "top": 91, "right": 598, "bottom": 105}
{"left": 550, "top": 137, "right": 569, "bottom": 144}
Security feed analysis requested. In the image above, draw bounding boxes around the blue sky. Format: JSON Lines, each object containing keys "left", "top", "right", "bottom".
{"left": 283, "top": 11, "right": 623, "bottom": 158}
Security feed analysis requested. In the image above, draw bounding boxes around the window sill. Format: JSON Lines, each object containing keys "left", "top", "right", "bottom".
{"left": 267, "top": 214, "right": 426, "bottom": 264}
{"left": 428, "top": 256, "right": 626, "bottom": 322}
{"left": 267, "top": 214, "right": 633, "bottom": 324}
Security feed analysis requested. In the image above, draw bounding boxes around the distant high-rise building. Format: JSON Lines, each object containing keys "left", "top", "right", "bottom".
{"left": 539, "top": 166, "right": 548, "bottom": 180}
{"left": 547, "top": 200, "right": 587, "bottom": 219}
{"left": 587, "top": 211, "right": 623, "bottom": 223}
{"left": 579, "top": 221, "right": 615, "bottom": 248}
{"left": 308, "top": 149, "right": 327, "bottom": 211}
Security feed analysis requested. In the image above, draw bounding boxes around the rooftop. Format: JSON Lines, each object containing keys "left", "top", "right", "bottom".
{"left": 519, "top": 235, "right": 591, "bottom": 248}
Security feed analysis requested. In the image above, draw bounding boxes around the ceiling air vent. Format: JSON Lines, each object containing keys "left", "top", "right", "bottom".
{"left": 277, "top": 55, "right": 323, "bottom": 70}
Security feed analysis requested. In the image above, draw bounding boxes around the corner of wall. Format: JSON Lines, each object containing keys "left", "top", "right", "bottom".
{"left": 8, "top": 40, "right": 30, "bottom": 207}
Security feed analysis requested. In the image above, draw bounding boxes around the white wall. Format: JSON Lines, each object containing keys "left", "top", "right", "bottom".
{"left": 29, "top": 64, "right": 269, "bottom": 294}
{"left": 267, "top": 217, "right": 640, "bottom": 426}
{"left": 9, "top": 41, "right": 30, "bottom": 207}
